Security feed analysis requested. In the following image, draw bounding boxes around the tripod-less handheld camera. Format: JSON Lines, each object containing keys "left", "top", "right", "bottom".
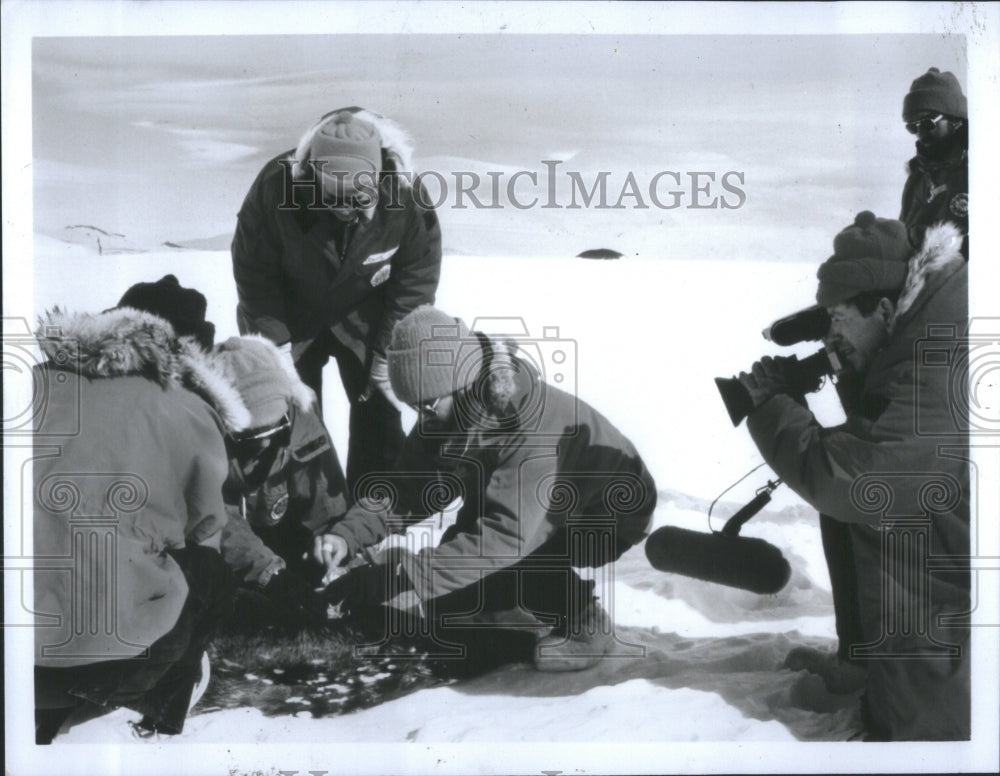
{"left": 645, "top": 305, "right": 840, "bottom": 594}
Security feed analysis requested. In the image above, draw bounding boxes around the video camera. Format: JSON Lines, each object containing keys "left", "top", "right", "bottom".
{"left": 715, "top": 304, "right": 843, "bottom": 426}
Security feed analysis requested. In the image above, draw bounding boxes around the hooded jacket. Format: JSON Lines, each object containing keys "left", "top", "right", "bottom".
{"left": 232, "top": 107, "right": 442, "bottom": 367}
{"left": 32, "top": 308, "right": 235, "bottom": 668}
{"left": 330, "top": 342, "right": 657, "bottom": 603}
{"left": 747, "top": 222, "right": 969, "bottom": 739}
{"left": 219, "top": 386, "right": 349, "bottom": 584}
{"left": 31, "top": 309, "right": 304, "bottom": 667}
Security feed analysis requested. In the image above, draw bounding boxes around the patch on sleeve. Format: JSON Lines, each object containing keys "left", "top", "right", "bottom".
{"left": 370, "top": 264, "right": 392, "bottom": 287}
{"left": 949, "top": 192, "right": 968, "bottom": 218}
{"left": 291, "top": 435, "right": 331, "bottom": 463}
{"left": 363, "top": 247, "right": 398, "bottom": 265}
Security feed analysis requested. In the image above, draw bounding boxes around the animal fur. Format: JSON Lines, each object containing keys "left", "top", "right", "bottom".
{"left": 894, "top": 220, "right": 965, "bottom": 322}
{"left": 34, "top": 307, "right": 318, "bottom": 434}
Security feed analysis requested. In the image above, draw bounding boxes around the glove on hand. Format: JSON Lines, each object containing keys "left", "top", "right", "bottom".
{"left": 362, "top": 353, "right": 406, "bottom": 412}
{"left": 321, "top": 562, "right": 413, "bottom": 615}
{"left": 738, "top": 356, "right": 794, "bottom": 409}
{"left": 262, "top": 570, "right": 329, "bottom": 628}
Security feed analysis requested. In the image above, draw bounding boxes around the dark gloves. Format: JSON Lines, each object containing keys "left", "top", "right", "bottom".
{"left": 261, "top": 570, "right": 329, "bottom": 628}
{"left": 321, "top": 562, "right": 413, "bottom": 616}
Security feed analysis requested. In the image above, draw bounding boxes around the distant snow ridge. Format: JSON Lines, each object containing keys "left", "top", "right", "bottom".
{"left": 52, "top": 225, "right": 233, "bottom": 254}
{"left": 60, "top": 225, "right": 143, "bottom": 255}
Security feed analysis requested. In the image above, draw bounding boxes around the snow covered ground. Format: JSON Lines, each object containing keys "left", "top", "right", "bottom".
{"left": 25, "top": 242, "right": 854, "bottom": 750}
{"left": 7, "top": 11, "right": 999, "bottom": 775}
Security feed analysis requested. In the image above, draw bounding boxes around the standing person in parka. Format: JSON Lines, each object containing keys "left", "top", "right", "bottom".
{"left": 899, "top": 67, "right": 968, "bottom": 259}
{"left": 232, "top": 106, "right": 443, "bottom": 496}
{"left": 739, "top": 213, "right": 970, "bottom": 740}
{"left": 316, "top": 307, "right": 658, "bottom": 672}
{"left": 116, "top": 275, "right": 347, "bottom": 622}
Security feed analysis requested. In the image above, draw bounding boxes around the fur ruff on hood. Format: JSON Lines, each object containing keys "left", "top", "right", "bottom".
{"left": 290, "top": 106, "right": 415, "bottom": 183}
{"left": 894, "top": 220, "right": 965, "bottom": 324}
{"left": 35, "top": 308, "right": 311, "bottom": 434}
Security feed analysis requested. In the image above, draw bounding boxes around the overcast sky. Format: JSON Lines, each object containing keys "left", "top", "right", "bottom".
{"left": 32, "top": 33, "right": 966, "bottom": 258}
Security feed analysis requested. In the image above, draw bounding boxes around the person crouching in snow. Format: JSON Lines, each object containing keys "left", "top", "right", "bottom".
{"left": 32, "top": 305, "right": 238, "bottom": 742}
{"left": 739, "top": 213, "right": 970, "bottom": 740}
{"left": 114, "top": 275, "right": 349, "bottom": 628}
{"left": 316, "top": 306, "right": 657, "bottom": 672}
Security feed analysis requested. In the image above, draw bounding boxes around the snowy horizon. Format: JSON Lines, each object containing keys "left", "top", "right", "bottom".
{"left": 5, "top": 4, "right": 999, "bottom": 776}
{"left": 30, "top": 32, "right": 966, "bottom": 261}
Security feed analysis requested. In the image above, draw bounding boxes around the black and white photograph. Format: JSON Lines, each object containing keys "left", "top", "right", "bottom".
{"left": 3, "top": 2, "right": 999, "bottom": 774}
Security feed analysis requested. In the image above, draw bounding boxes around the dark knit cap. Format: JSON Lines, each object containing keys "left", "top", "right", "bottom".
{"left": 117, "top": 274, "right": 216, "bottom": 350}
{"left": 902, "top": 67, "right": 967, "bottom": 121}
{"left": 387, "top": 306, "right": 484, "bottom": 405}
{"left": 815, "top": 211, "right": 912, "bottom": 308}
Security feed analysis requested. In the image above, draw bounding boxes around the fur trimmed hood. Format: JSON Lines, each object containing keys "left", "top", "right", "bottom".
{"left": 893, "top": 220, "right": 965, "bottom": 325}
{"left": 865, "top": 220, "right": 967, "bottom": 386}
{"left": 35, "top": 308, "right": 312, "bottom": 434}
{"left": 290, "top": 106, "right": 415, "bottom": 181}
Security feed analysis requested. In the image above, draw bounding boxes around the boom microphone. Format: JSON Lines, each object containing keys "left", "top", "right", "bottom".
{"left": 644, "top": 481, "right": 791, "bottom": 594}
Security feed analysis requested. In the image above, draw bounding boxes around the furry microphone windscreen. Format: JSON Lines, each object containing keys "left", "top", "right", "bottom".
{"left": 644, "top": 525, "right": 792, "bottom": 595}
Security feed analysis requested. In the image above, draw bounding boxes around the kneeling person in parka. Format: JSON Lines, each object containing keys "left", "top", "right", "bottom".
{"left": 115, "top": 275, "right": 350, "bottom": 625}
{"left": 317, "top": 306, "right": 657, "bottom": 672}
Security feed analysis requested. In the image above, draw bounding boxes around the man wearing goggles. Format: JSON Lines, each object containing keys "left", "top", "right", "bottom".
{"left": 233, "top": 106, "right": 443, "bottom": 498}
{"left": 899, "top": 67, "right": 968, "bottom": 259}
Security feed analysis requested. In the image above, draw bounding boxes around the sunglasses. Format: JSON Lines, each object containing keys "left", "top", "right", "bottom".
{"left": 225, "top": 415, "right": 292, "bottom": 461}
{"left": 409, "top": 396, "right": 442, "bottom": 414}
{"left": 905, "top": 114, "right": 946, "bottom": 135}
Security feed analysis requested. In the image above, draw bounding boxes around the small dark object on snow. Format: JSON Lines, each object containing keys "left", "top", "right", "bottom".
{"left": 576, "top": 248, "right": 623, "bottom": 260}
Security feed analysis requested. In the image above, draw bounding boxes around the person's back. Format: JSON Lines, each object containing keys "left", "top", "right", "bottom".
{"left": 32, "top": 307, "right": 234, "bottom": 741}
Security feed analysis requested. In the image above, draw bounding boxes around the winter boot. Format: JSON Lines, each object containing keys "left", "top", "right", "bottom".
{"left": 784, "top": 646, "right": 866, "bottom": 695}
{"left": 533, "top": 597, "right": 614, "bottom": 672}
{"left": 132, "top": 650, "right": 211, "bottom": 737}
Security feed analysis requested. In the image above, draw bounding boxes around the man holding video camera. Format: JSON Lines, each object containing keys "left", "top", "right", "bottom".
{"left": 739, "top": 211, "right": 970, "bottom": 741}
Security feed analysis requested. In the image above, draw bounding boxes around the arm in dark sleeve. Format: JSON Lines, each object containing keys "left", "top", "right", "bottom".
{"left": 372, "top": 186, "right": 442, "bottom": 353}
{"left": 232, "top": 170, "right": 293, "bottom": 344}
{"left": 746, "top": 392, "right": 917, "bottom": 526}
{"left": 401, "top": 443, "right": 561, "bottom": 601}
{"left": 219, "top": 504, "right": 285, "bottom": 586}
{"left": 327, "top": 431, "right": 440, "bottom": 553}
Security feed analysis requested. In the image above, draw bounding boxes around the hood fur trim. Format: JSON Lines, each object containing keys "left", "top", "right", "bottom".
{"left": 35, "top": 307, "right": 255, "bottom": 433}
{"left": 290, "top": 106, "right": 415, "bottom": 182}
{"left": 179, "top": 343, "right": 254, "bottom": 432}
{"left": 895, "top": 221, "right": 965, "bottom": 322}
{"left": 36, "top": 307, "right": 182, "bottom": 386}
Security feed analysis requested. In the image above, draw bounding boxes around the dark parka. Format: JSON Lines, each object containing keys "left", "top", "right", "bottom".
{"left": 232, "top": 107, "right": 442, "bottom": 367}
{"left": 221, "top": 400, "right": 348, "bottom": 582}
{"left": 330, "top": 343, "right": 657, "bottom": 608}
{"left": 747, "top": 222, "right": 970, "bottom": 740}
{"left": 900, "top": 131, "right": 968, "bottom": 259}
